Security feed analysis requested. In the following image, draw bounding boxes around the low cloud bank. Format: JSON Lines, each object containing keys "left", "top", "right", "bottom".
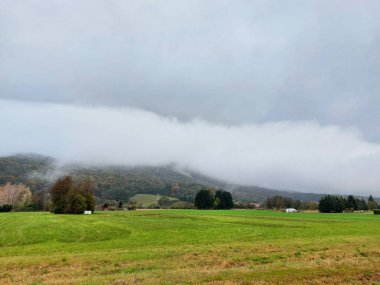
{"left": 1, "top": 99, "right": 380, "bottom": 195}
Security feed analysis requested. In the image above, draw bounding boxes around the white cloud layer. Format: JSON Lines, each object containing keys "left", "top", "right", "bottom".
{"left": 1, "top": 99, "right": 380, "bottom": 195}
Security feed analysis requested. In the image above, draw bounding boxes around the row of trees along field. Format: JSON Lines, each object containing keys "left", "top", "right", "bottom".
{"left": 1, "top": 175, "right": 379, "bottom": 214}
{"left": 318, "top": 195, "right": 378, "bottom": 213}
{"left": 265, "top": 195, "right": 318, "bottom": 210}
{"left": 194, "top": 189, "right": 233, "bottom": 209}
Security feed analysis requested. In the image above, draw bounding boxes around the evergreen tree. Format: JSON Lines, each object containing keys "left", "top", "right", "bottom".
{"left": 194, "top": 189, "right": 214, "bottom": 209}
{"left": 357, "top": 198, "right": 368, "bottom": 211}
{"left": 368, "top": 195, "right": 378, "bottom": 210}
{"left": 319, "top": 195, "right": 345, "bottom": 213}
{"left": 214, "top": 190, "right": 233, "bottom": 209}
{"left": 346, "top": 195, "right": 358, "bottom": 210}
{"left": 222, "top": 191, "right": 234, "bottom": 209}
{"left": 195, "top": 189, "right": 233, "bottom": 210}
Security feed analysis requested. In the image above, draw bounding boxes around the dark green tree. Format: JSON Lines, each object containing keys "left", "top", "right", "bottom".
{"left": 214, "top": 190, "right": 226, "bottom": 209}
{"left": 346, "top": 195, "right": 358, "bottom": 210}
{"left": 357, "top": 198, "right": 368, "bottom": 211}
{"left": 214, "top": 190, "right": 233, "bottom": 209}
{"left": 195, "top": 189, "right": 233, "bottom": 210}
{"left": 194, "top": 189, "right": 214, "bottom": 209}
{"left": 51, "top": 176, "right": 74, "bottom": 214}
{"left": 319, "top": 195, "right": 345, "bottom": 213}
{"left": 79, "top": 179, "right": 96, "bottom": 212}
{"left": 65, "top": 188, "right": 87, "bottom": 214}
{"left": 368, "top": 195, "right": 378, "bottom": 210}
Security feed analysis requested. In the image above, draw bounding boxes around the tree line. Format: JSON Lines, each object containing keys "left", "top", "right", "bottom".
{"left": 264, "top": 194, "right": 379, "bottom": 213}
{"left": 265, "top": 195, "right": 318, "bottom": 210}
{"left": 2, "top": 174, "right": 379, "bottom": 214}
{"left": 319, "top": 195, "right": 378, "bottom": 213}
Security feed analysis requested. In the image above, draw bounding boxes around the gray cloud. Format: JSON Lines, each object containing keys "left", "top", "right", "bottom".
{"left": 1, "top": 1, "right": 379, "bottom": 195}
{"left": 1, "top": 99, "right": 380, "bottom": 195}
{"left": 0, "top": 0, "right": 379, "bottom": 140}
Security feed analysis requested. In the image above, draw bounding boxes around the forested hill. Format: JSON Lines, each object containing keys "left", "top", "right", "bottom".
{"left": 0, "top": 154, "right": 54, "bottom": 191}
{"left": 0, "top": 154, "right": 369, "bottom": 202}
{"left": 0, "top": 154, "right": 225, "bottom": 202}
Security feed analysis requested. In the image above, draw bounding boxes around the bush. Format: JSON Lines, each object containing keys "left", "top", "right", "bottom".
{"left": 126, "top": 205, "right": 137, "bottom": 211}
{"left": 158, "top": 196, "right": 172, "bottom": 208}
{"left": 148, "top": 204, "right": 160, "bottom": 209}
{"left": 373, "top": 209, "right": 380, "bottom": 215}
{"left": 170, "top": 201, "right": 195, "bottom": 209}
{"left": 0, "top": 204, "right": 13, "bottom": 212}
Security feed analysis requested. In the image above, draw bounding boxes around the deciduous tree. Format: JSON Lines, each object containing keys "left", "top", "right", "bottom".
{"left": 0, "top": 183, "right": 32, "bottom": 210}
{"left": 50, "top": 176, "right": 96, "bottom": 214}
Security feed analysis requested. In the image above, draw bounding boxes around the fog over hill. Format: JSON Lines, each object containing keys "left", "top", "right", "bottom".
{"left": 0, "top": 154, "right": 377, "bottom": 202}
{"left": 1, "top": 100, "right": 380, "bottom": 196}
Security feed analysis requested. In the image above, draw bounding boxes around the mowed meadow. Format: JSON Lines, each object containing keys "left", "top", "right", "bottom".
{"left": 1, "top": 210, "right": 380, "bottom": 285}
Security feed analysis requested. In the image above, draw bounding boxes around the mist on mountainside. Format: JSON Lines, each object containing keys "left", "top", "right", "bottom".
{"left": 1, "top": 153, "right": 377, "bottom": 203}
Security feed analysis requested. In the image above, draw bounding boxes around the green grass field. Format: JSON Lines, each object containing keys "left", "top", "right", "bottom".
{"left": 129, "top": 194, "right": 178, "bottom": 207}
{"left": 1, "top": 210, "right": 380, "bottom": 284}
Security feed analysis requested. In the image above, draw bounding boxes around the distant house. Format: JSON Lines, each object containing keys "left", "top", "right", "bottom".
{"left": 286, "top": 208, "right": 298, "bottom": 213}
{"left": 250, "top": 202, "right": 262, "bottom": 209}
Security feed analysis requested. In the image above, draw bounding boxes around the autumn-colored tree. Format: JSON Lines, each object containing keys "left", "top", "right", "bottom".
{"left": 0, "top": 183, "right": 32, "bottom": 210}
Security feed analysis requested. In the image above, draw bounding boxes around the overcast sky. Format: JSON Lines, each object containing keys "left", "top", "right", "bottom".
{"left": 1, "top": 1, "right": 379, "bottom": 195}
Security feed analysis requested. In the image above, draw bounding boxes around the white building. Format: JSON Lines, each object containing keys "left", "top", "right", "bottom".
{"left": 286, "top": 208, "right": 298, "bottom": 213}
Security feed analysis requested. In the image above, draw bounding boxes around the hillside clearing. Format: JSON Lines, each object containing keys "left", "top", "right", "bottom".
{"left": 128, "top": 194, "right": 178, "bottom": 207}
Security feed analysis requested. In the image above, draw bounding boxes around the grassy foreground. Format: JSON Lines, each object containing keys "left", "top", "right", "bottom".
{"left": 1, "top": 210, "right": 380, "bottom": 285}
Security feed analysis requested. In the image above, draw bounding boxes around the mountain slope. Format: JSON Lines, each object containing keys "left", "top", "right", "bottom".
{"left": 0, "top": 154, "right": 373, "bottom": 202}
